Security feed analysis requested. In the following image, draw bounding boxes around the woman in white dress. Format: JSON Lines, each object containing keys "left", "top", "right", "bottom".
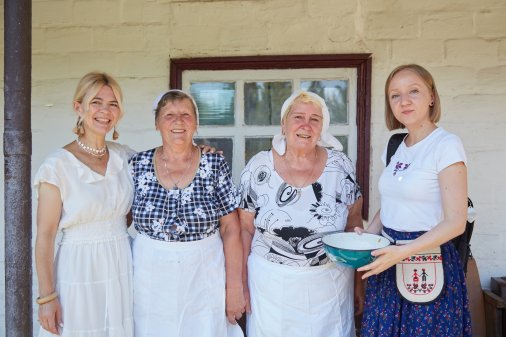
{"left": 34, "top": 72, "right": 135, "bottom": 336}
{"left": 238, "top": 91, "right": 364, "bottom": 337}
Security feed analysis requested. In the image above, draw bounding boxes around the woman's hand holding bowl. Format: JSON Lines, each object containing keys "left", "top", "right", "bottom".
{"left": 357, "top": 244, "right": 410, "bottom": 279}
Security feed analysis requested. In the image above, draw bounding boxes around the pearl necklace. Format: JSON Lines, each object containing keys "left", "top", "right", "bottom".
{"left": 76, "top": 138, "right": 107, "bottom": 158}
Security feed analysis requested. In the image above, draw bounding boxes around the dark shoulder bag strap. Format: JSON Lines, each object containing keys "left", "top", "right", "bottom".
{"left": 386, "top": 133, "right": 407, "bottom": 166}
{"left": 452, "top": 197, "right": 475, "bottom": 275}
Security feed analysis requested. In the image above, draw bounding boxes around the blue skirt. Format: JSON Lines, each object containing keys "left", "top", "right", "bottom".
{"left": 361, "top": 227, "right": 472, "bottom": 337}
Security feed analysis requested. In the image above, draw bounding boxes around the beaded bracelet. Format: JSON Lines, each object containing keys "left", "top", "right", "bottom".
{"left": 36, "top": 291, "right": 58, "bottom": 305}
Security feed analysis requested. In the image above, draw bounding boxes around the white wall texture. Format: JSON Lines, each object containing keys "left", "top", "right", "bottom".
{"left": 0, "top": 0, "right": 505, "bottom": 335}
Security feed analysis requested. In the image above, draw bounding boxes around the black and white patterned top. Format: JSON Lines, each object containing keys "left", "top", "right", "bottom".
{"left": 239, "top": 148, "right": 361, "bottom": 267}
{"left": 129, "top": 148, "right": 240, "bottom": 242}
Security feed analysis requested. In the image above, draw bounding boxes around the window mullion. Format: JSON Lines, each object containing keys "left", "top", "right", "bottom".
{"left": 293, "top": 78, "right": 301, "bottom": 91}
{"left": 235, "top": 80, "right": 245, "bottom": 181}
{"left": 236, "top": 80, "right": 245, "bottom": 126}
{"left": 198, "top": 126, "right": 281, "bottom": 137}
{"left": 233, "top": 135, "right": 244, "bottom": 183}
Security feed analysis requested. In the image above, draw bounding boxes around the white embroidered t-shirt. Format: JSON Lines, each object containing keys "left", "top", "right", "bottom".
{"left": 378, "top": 128, "right": 467, "bottom": 232}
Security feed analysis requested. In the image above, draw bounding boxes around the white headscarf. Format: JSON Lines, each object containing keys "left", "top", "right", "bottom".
{"left": 272, "top": 90, "right": 343, "bottom": 155}
{"left": 152, "top": 89, "right": 200, "bottom": 125}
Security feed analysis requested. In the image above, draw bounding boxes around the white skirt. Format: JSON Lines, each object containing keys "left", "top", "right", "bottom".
{"left": 133, "top": 233, "right": 244, "bottom": 337}
{"left": 39, "top": 218, "right": 134, "bottom": 337}
{"left": 247, "top": 253, "right": 355, "bottom": 337}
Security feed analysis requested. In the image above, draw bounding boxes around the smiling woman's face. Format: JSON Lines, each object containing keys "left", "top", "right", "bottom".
{"left": 75, "top": 85, "right": 121, "bottom": 137}
{"left": 282, "top": 100, "right": 323, "bottom": 151}
{"left": 155, "top": 98, "right": 197, "bottom": 146}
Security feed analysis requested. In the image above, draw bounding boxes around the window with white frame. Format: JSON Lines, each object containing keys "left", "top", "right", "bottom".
{"left": 170, "top": 55, "right": 372, "bottom": 218}
{"left": 182, "top": 68, "right": 357, "bottom": 181}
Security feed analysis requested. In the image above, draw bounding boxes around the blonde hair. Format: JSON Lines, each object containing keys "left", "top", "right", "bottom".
{"left": 384, "top": 64, "right": 441, "bottom": 131}
{"left": 72, "top": 72, "right": 124, "bottom": 138}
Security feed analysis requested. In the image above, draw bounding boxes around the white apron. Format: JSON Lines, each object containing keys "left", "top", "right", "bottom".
{"left": 133, "top": 233, "right": 244, "bottom": 337}
{"left": 247, "top": 253, "right": 355, "bottom": 337}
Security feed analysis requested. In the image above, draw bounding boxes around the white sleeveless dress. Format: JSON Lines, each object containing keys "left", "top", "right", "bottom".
{"left": 34, "top": 142, "right": 135, "bottom": 337}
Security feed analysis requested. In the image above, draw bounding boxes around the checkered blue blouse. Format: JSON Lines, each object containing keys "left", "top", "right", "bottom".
{"left": 129, "top": 148, "right": 240, "bottom": 242}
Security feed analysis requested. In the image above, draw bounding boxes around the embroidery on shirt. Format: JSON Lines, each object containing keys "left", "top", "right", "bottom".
{"left": 393, "top": 161, "right": 410, "bottom": 176}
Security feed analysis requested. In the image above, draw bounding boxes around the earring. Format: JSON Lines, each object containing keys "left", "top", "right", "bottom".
{"left": 429, "top": 101, "right": 434, "bottom": 107}
{"left": 113, "top": 127, "right": 119, "bottom": 140}
{"left": 74, "top": 117, "right": 85, "bottom": 136}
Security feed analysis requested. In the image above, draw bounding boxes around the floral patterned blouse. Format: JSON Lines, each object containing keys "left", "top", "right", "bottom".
{"left": 239, "top": 148, "right": 361, "bottom": 267}
{"left": 129, "top": 148, "right": 240, "bottom": 242}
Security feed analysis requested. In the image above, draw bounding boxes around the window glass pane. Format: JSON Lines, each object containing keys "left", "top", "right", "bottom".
{"left": 335, "top": 135, "right": 348, "bottom": 155}
{"left": 190, "top": 82, "right": 235, "bottom": 126}
{"left": 245, "top": 137, "right": 272, "bottom": 164}
{"left": 195, "top": 137, "right": 233, "bottom": 169}
{"left": 244, "top": 81, "right": 292, "bottom": 125}
{"left": 300, "top": 80, "right": 348, "bottom": 124}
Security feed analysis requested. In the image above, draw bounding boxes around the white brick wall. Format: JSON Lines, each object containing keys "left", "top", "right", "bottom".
{"left": 1, "top": 0, "right": 505, "bottom": 335}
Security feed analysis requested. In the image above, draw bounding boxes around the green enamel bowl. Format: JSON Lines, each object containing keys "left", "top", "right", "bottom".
{"left": 322, "top": 232, "right": 390, "bottom": 269}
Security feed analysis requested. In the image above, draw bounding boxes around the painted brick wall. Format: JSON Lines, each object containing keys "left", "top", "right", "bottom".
{"left": 1, "top": 0, "right": 505, "bottom": 335}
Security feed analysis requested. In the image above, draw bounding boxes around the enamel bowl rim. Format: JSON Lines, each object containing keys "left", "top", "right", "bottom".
{"left": 322, "top": 232, "right": 390, "bottom": 251}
